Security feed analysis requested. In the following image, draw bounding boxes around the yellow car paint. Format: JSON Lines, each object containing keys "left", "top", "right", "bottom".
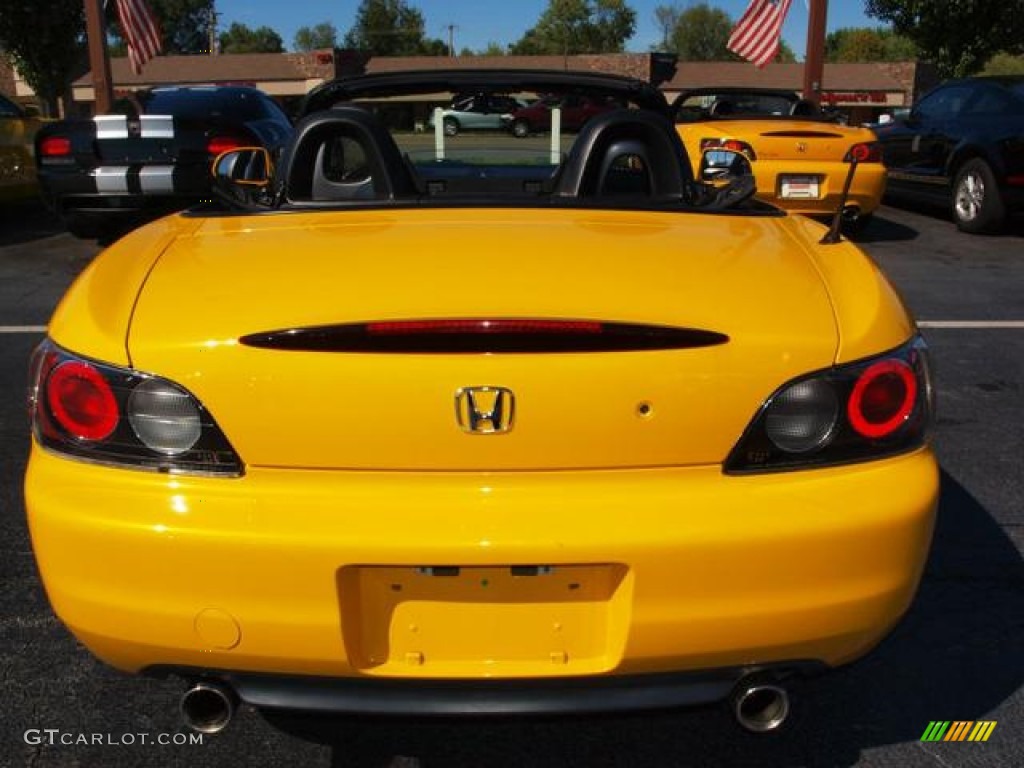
{"left": 26, "top": 445, "right": 937, "bottom": 678}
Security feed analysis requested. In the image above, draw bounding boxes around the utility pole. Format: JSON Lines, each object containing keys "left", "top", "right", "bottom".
{"left": 803, "top": 0, "right": 828, "bottom": 106}
{"left": 445, "top": 24, "right": 456, "bottom": 57}
{"left": 208, "top": 6, "right": 220, "bottom": 55}
{"left": 84, "top": 0, "right": 114, "bottom": 114}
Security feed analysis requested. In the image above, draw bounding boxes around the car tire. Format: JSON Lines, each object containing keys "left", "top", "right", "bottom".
{"left": 952, "top": 158, "right": 1005, "bottom": 234}
{"left": 443, "top": 118, "right": 459, "bottom": 137}
{"left": 512, "top": 120, "right": 530, "bottom": 139}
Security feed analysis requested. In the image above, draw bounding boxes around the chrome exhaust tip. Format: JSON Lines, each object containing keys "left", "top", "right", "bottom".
{"left": 732, "top": 682, "right": 790, "bottom": 733}
{"left": 841, "top": 205, "right": 862, "bottom": 222}
{"left": 180, "top": 682, "right": 237, "bottom": 734}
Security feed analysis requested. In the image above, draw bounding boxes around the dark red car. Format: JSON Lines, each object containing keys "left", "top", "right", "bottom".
{"left": 506, "top": 93, "right": 616, "bottom": 137}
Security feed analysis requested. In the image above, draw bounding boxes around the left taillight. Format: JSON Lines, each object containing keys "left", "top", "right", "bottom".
{"left": 28, "top": 340, "right": 243, "bottom": 476}
{"left": 844, "top": 142, "right": 882, "bottom": 163}
{"left": 725, "top": 336, "right": 933, "bottom": 473}
{"left": 206, "top": 135, "right": 248, "bottom": 156}
{"left": 38, "top": 135, "right": 72, "bottom": 158}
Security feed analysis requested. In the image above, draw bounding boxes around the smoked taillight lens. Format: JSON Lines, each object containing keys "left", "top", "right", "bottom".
{"left": 726, "top": 337, "right": 933, "bottom": 473}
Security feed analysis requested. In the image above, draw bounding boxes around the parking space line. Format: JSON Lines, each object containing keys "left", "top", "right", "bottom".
{"left": 0, "top": 326, "right": 47, "bottom": 333}
{"left": 919, "top": 321, "right": 1024, "bottom": 329}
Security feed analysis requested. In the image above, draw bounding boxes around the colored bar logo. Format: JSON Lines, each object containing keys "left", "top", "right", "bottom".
{"left": 921, "top": 721, "right": 997, "bottom": 742}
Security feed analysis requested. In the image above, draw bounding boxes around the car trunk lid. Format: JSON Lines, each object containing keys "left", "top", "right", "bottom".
{"left": 127, "top": 208, "right": 839, "bottom": 471}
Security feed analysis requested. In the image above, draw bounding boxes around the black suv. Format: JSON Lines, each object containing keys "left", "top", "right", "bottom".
{"left": 875, "top": 76, "right": 1024, "bottom": 233}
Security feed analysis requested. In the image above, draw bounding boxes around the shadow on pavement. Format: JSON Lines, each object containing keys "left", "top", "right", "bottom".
{"left": 0, "top": 199, "right": 64, "bottom": 246}
{"left": 261, "top": 469, "right": 1022, "bottom": 767}
{"left": 846, "top": 211, "right": 919, "bottom": 244}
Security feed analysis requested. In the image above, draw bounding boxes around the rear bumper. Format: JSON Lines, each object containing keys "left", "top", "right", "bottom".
{"left": 26, "top": 445, "right": 938, "bottom": 695}
{"left": 37, "top": 162, "right": 211, "bottom": 215}
{"left": 755, "top": 161, "right": 886, "bottom": 217}
{"left": 149, "top": 661, "right": 825, "bottom": 716}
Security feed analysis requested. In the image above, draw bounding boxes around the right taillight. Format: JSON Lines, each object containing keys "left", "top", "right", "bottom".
{"left": 844, "top": 142, "right": 882, "bottom": 163}
{"left": 725, "top": 336, "right": 933, "bottom": 473}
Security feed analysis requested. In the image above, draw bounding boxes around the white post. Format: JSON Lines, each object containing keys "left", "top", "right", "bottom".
{"left": 550, "top": 107, "right": 561, "bottom": 165}
{"left": 433, "top": 106, "right": 445, "bottom": 161}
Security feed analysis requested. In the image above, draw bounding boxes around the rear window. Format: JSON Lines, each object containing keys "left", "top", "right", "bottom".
{"left": 111, "top": 89, "right": 274, "bottom": 121}
{"left": 676, "top": 92, "right": 800, "bottom": 121}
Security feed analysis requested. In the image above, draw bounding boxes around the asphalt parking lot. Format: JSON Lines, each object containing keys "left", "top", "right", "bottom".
{"left": 0, "top": 199, "right": 1021, "bottom": 767}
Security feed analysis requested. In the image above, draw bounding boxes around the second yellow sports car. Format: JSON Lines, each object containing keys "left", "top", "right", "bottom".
{"left": 25, "top": 70, "right": 936, "bottom": 737}
{"left": 674, "top": 87, "right": 886, "bottom": 228}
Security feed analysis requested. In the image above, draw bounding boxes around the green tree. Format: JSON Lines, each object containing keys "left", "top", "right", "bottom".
{"left": 982, "top": 53, "right": 1024, "bottom": 75}
{"left": 218, "top": 22, "right": 284, "bottom": 54}
{"left": 664, "top": 2, "right": 732, "bottom": 60}
{"left": 509, "top": 0, "right": 636, "bottom": 55}
{"left": 0, "top": 0, "right": 84, "bottom": 116}
{"left": 825, "top": 27, "right": 917, "bottom": 63}
{"left": 294, "top": 22, "right": 338, "bottom": 52}
{"left": 343, "top": 0, "right": 430, "bottom": 56}
{"left": 653, "top": 3, "right": 682, "bottom": 51}
{"left": 866, "top": 0, "right": 1024, "bottom": 77}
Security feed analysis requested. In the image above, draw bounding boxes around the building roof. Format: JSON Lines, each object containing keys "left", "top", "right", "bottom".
{"left": 664, "top": 62, "right": 909, "bottom": 92}
{"left": 73, "top": 51, "right": 336, "bottom": 88}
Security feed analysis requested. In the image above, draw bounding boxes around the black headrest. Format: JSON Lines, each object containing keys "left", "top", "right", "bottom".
{"left": 554, "top": 109, "right": 692, "bottom": 199}
{"left": 280, "top": 105, "right": 419, "bottom": 204}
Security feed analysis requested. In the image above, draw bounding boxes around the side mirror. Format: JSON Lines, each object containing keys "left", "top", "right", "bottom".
{"left": 699, "top": 148, "right": 753, "bottom": 183}
{"left": 211, "top": 147, "right": 273, "bottom": 208}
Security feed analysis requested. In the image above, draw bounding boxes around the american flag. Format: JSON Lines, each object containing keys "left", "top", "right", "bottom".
{"left": 727, "top": 0, "right": 794, "bottom": 69}
{"left": 115, "top": 0, "right": 163, "bottom": 74}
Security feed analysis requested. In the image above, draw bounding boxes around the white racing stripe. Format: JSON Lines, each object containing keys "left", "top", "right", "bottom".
{"left": 94, "top": 166, "right": 130, "bottom": 193}
{"left": 93, "top": 114, "right": 175, "bottom": 139}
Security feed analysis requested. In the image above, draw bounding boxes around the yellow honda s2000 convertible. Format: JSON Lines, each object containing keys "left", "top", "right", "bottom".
{"left": 25, "top": 71, "right": 938, "bottom": 736}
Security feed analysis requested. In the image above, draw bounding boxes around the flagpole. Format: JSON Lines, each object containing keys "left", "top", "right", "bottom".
{"left": 84, "top": 0, "right": 114, "bottom": 113}
{"left": 802, "top": 0, "right": 827, "bottom": 106}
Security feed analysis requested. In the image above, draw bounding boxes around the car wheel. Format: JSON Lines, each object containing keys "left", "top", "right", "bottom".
{"left": 443, "top": 118, "right": 459, "bottom": 137}
{"left": 512, "top": 120, "right": 530, "bottom": 138}
{"left": 952, "top": 158, "right": 1006, "bottom": 234}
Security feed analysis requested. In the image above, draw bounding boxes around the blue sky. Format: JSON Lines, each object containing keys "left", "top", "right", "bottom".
{"left": 215, "top": 1, "right": 881, "bottom": 58}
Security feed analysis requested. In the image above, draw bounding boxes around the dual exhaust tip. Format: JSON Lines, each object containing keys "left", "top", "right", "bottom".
{"left": 179, "top": 677, "right": 790, "bottom": 735}
{"left": 732, "top": 680, "right": 790, "bottom": 733}
{"left": 180, "top": 682, "right": 237, "bottom": 735}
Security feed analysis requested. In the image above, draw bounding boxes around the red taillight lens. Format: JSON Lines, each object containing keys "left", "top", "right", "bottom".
{"left": 207, "top": 136, "right": 246, "bottom": 155}
{"left": 40, "top": 136, "right": 72, "bottom": 157}
{"left": 45, "top": 360, "right": 119, "bottom": 441}
{"left": 845, "top": 142, "right": 882, "bottom": 163}
{"left": 847, "top": 359, "right": 918, "bottom": 438}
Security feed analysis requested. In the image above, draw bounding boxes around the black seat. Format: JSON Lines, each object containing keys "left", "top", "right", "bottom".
{"left": 554, "top": 109, "right": 692, "bottom": 200}
{"left": 708, "top": 99, "right": 735, "bottom": 116}
{"left": 789, "top": 99, "right": 816, "bottom": 117}
{"left": 280, "top": 105, "right": 419, "bottom": 205}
